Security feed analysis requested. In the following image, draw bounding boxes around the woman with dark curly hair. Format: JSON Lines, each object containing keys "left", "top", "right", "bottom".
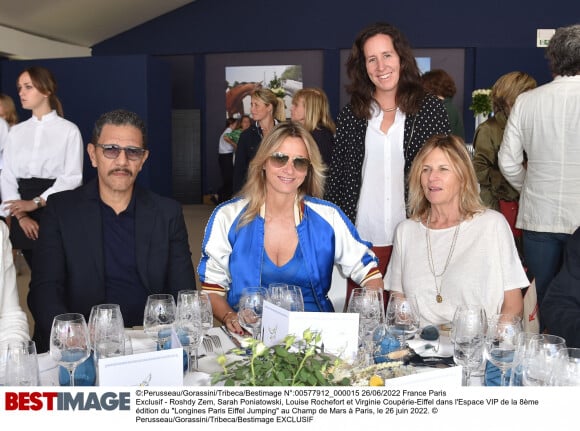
{"left": 421, "top": 69, "right": 464, "bottom": 139}
{"left": 325, "top": 22, "right": 451, "bottom": 307}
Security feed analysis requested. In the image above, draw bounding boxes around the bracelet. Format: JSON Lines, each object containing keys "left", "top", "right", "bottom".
{"left": 221, "top": 311, "right": 235, "bottom": 323}
{"left": 17, "top": 215, "right": 29, "bottom": 221}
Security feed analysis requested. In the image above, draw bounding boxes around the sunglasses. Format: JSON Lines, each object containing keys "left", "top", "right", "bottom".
{"left": 269, "top": 152, "right": 310, "bottom": 172}
{"left": 95, "top": 143, "right": 148, "bottom": 161}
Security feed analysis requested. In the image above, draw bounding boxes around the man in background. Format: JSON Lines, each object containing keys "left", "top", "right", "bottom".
{"left": 499, "top": 24, "right": 580, "bottom": 329}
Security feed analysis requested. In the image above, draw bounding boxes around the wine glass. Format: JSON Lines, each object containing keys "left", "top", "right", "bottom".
{"left": 0, "top": 342, "right": 8, "bottom": 386}
{"left": 237, "top": 287, "right": 267, "bottom": 340}
{"left": 347, "top": 288, "right": 384, "bottom": 365}
{"left": 268, "top": 284, "right": 305, "bottom": 312}
{"left": 521, "top": 333, "right": 566, "bottom": 386}
{"left": 5, "top": 340, "right": 40, "bottom": 386}
{"left": 50, "top": 313, "right": 91, "bottom": 387}
{"left": 553, "top": 348, "right": 580, "bottom": 386}
{"left": 508, "top": 332, "right": 539, "bottom": 386}
{"left": 90, "top": 304, "right": 126, "bottom": 361}
{"left": 484, "top": 313, "right": 522, "bottom": 386}
{"left": 385, "top": 293, "right": 420, "bottom": 347}
{"left": 176, "top": 296, "right": 204, "bottom": 373}
{"left": 178, "top": 290, "right": 213, "bottom": 337}
{"left": 452, "top": 306, "right": 487, "bottom": 386}
{"left": 143, "top": 294, "right": 176, "bottom": 349}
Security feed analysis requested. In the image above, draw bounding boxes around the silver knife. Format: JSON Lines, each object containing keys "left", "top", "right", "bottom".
{"left": 220, "top": 325, "right": 242, "bottom": 349}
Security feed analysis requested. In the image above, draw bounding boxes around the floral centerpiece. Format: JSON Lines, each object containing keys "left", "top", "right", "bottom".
{"left": 211, "top": 329, "right": 414, "bottom": 386}
{"left": 469, "top": 89, "right": 492, "bottom": 117}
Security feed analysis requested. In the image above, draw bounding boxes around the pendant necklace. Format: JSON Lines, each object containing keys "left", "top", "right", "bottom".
{"left": 425, "top": 211, "right": 461, "bottom": 303}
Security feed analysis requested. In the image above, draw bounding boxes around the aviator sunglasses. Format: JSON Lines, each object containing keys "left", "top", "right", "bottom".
{"left": 269, "top": 152, "right": 310, "bottom": 172}
{"left": 95, "top": 143, "right": 148, "bottom": 161}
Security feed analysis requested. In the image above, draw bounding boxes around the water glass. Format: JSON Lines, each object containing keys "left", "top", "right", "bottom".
{"left": 508, "top": 332, "right": 539, "bottom": 386}
{"left": 237, "top": 287, "right": 267, "bottom": 340}
{"left": 521, "top": 334, "right": 566, "bottom": 386}
{"left": 5, "top": 340, "right": 40, "bottom": 386}
{"left": 50, "top": 313, "right": 91, "bottom": 387}
{"left": 90, "top": 304, "right": 126, "bottom": 361}
{"left": 553, "top": 348, "right": 580, "bottom": 386}
{"left": 143, "top": 294, "right": 176, "bottom": 349}
{"left": 385, "top": 293, "right": 420, "bottom": 347}
{"left": 268, "top": 284, "right": 305, "bottom": 312}
{"left": 452, "top": 306, "right": 487, "bottom": 386}
{"left": 484, "top": 314, "right": 522, "bottom": 386}
{"left": 0, "top": 343, "right": 8, "bottom": 386}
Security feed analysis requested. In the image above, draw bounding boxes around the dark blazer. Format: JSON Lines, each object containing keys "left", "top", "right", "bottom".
{"left": 28, "top": 179, "right": 196, "bottom": 352}
{"left": 541, "top": 227, "right": 580, "bottom": 348}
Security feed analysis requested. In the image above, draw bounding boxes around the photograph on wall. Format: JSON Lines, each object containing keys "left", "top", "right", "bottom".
{"left": 225, "top": 65, "right": 303, "bottom": 119}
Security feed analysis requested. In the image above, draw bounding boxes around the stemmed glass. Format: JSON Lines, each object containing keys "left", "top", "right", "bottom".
{"left": 385, "top": 293, "right": 420, "bottom": 347}
{"left": 521, "top": 333, "right": 566, "bottom": 386}
{"left": 348, "top": 288, "right": 384, "bottom": 366}
{"left": 267, "top": 283, "right": 305, "bottom": 312}
{"left": 176, "top": 293, "right": 204, "bottom": 373}
{"left": 508, "top": 332, "right": 539, "bottom": 386}
{"left": 237, "top": 287, "right": 267, "bottom": 340}
{"left": 484, "top": 313, "right": 522, "bottom": 386}
{"left": 5, "top": 340, "right": 40, "bottom": 386}
{"left": 50, "top": 313, "right": 91, "bottom": 388}
{"left": 553, "top": 348, "right": 580, "bottom": 386}
{"left": 143, "top": 294, "right": 176, "bottom": 349}
{"left": 452, "top": 305, "right": 487, "bottom": 386}
{"left": 178, "top": 290, "right": 213, "bottom": 337}
{"left": 89, "top": 304, "right": 126, "bottom": 361}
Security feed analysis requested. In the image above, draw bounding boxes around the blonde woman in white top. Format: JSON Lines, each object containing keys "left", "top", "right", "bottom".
{"left": 386, "top": 134, "right": 527, "bottom": 326}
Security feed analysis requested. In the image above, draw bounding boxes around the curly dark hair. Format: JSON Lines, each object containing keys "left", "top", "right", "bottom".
{"left": 421, "top": 69, "right": 456, "bottom": 99}
{"left": 346, "top": 22, "right": 425, "bottom": 119}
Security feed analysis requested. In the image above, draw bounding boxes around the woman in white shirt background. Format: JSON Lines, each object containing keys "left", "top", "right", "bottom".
{"left": 0, "top": 66, "right": 83, "bottom": 267}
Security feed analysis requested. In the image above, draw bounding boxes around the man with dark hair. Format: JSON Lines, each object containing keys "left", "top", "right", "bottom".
{"left": 499, "top": 24, "right": 580, "bottom": 329}
{"left": 29, "top": 109, "right": 196, "bottom": 352}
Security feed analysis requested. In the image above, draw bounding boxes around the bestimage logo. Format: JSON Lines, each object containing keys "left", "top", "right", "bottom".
{"left": 4, "top": 391, "right": 131, "bottom": 411}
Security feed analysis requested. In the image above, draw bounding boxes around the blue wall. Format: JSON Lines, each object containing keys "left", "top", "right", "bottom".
{"left": 91, "top": 0, "right": 577, "bottom": 195}
{"left": 3, "top": 0, "right": 577, "bottom": 199}
{"left": 0, "top": 56, "right": 172, "bottom": 196}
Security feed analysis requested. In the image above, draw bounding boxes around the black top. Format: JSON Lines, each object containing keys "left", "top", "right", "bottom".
{"left": 232, "top": 123, "right": 262, "bottom": 195}
{"left": 311, "top": 126, "right": 335, "bottom": 169}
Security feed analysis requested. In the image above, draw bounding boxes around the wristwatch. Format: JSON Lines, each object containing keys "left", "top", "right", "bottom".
{"left": 33, "top": 197, "right": 42, "bottom": 208}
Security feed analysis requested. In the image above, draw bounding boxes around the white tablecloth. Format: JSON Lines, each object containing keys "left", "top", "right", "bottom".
{"left": 38, "top": 326, "right": 241, "bottom": 386}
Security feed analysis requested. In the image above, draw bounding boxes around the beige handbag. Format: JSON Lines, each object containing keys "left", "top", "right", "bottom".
{"left": 522, "top": 279, "right": 540, "bottom": 334}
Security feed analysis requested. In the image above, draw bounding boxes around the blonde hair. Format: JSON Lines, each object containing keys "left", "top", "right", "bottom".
{"left": 238, "top": 121, "right": 326, "bottom": 226}
{"left": 491, "top": 71, "right": 537, "bottom": 117}
{"left": 292, "top": 88, "right": 336, "bottom": 134}
{"left": 407, "top": 134, "right": 485, "bottom": 220}
{"left": 251, "top": 88, "right": 281, "bottom": 121}
{"left": 0, "top": 93, "right": 18, "bottom": 126}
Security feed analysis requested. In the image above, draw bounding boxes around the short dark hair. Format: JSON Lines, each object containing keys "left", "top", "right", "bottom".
{"left": 546, "top": 24, "right": 580, "bottom": 76}
{"left": 92, "top": 109, "right": 147, "bottom": 148}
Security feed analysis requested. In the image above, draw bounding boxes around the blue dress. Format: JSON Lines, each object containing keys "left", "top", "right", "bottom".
{"left": 261, "top": 246, "right": 320, "bottom": 312}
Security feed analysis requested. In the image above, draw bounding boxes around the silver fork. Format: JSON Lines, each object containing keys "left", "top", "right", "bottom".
{"left": 202, "top": 337, "right": 213, "bottom": 353}
{"left": 210, "top": 335, "right": 222, "bottom": 352}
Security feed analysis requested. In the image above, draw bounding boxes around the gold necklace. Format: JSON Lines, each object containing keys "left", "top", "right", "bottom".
{"left": 381, "top": 105, "right": 398, "bottom": 113}
{"left": 425, "top": 212, "right": 461, "bottom": 303}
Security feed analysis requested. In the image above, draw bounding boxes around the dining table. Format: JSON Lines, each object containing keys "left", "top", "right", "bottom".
{"left": 36, "top": 326, "right": 472, "bottom": 387}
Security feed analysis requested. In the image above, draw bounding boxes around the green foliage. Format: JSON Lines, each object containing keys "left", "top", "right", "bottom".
{"left": 469, "top": 89, "right": 492, "bottom": 116}
{"left": 211, "top": 329, "right": 351, "bottom": 386}
{"left": 280, "top": 66, "right": 302, "bottom": 81}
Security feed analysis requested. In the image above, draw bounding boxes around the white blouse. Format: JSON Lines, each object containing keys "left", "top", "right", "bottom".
{"left": 0, "top": 110, "right": 83, "bottom": 212}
